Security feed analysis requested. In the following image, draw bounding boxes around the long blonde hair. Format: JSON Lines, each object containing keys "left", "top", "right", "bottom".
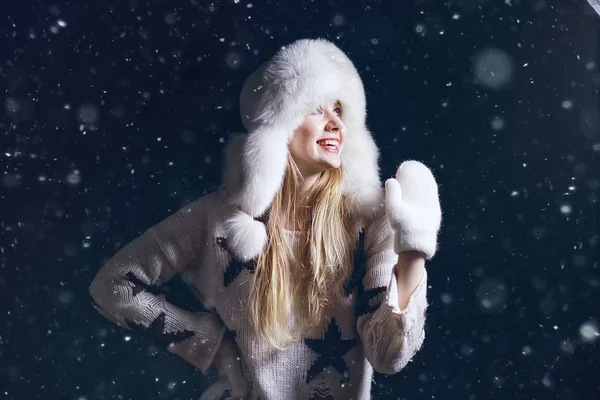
{"left": 249, "top": 156, "right": 355, "bottom": 350}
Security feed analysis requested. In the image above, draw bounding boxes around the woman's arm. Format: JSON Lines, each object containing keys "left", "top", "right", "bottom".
{"left": 89, "top": 194, "right": 227, "bottom": 375}
{"left": 354, "top": 211, "right": 429, "bottom": 376}
{"left": 396, "top": 251, "right": 426, "bottom": 310}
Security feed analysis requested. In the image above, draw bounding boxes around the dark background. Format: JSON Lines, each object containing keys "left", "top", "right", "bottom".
{"left": 1, "top": 0, "right": 599, "bottom": 399}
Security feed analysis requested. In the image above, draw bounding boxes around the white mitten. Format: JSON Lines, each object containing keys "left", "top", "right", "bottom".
{"left": 384, "top": 160, "right": 442, "bottom": 259}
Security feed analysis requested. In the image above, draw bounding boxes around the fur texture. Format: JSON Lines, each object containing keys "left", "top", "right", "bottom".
{"left": 223, "top": 209, "right": 268, "bottom": 262}
{"left": 384, "top": 161, "right": 442, "bottom": 259}
{"left": 223, "top": 38, "right": 383, "bottom": 261}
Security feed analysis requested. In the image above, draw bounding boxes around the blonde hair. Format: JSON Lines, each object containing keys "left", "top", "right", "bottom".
{"left": 249, "top": 156, "right": 355, "bottom": 350}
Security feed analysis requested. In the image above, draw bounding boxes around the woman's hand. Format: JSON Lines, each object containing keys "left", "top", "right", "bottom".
{"left": 212, "top": 337, "right": 249, "bottom": 400}
{"left": 384, "top": 160, "right": 442, "bottom": 259}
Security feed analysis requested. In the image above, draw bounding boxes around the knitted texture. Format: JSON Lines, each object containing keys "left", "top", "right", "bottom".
{"left": 89, "top": 189, "right": 429, "bottom": 399}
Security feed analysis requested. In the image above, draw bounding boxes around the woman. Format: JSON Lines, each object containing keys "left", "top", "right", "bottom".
{"left": 89, "top": 38, "right": 442, "bottom": 400}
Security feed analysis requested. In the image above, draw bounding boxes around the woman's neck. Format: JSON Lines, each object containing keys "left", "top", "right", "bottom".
{"left": 298, "top": 172, "right": 319, "bottom": 198}
{"left": 285, "top": 205, "right": 311, "bottom": 232}
{"left": 286, "top": 195, "right": 314, "bottom": 233}
{"left": 282, "top": 172, "right": 314, "bottom": 231}
{"left": 284, "top": 169, "right": 320, "bottom": 231}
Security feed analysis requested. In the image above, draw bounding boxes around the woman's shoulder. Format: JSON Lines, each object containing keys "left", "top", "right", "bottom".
{"left": 184, "top": 187, "right": 233, "bottom": 214}
{"left": 181, "top": 187, "right": 237, "bottom": 226}
{"left": 349, "top": 198, "right": 386, "bottom": 233}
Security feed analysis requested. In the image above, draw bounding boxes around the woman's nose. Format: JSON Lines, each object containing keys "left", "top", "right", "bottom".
{"left": 325, "top": 113, "right": 343, "bottom": 132}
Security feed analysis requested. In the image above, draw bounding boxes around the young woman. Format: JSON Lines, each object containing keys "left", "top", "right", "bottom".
{"left": 89, "top": 38, "right": 442, "bottom": 400}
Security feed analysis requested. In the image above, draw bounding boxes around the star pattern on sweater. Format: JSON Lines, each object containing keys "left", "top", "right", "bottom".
{"left": 344, "top": 228, "right": 387, "bottom": 318}
{"left": 125, "top": 271, "right": 163, "bottom": 297}
{"left": 216, "top": 236, "right": 257, "bottom": 287}
{"left": 123, "top": 271, "right": 207, "bottom": 313}
{"left": 345, "top": 229, "right": 366, "bottom": 297}
{"left": 304, "top": 318, "right": 357, "bottom": 385}
{"left": 124, "top": 311, "right": 194, "bottom": 347}
{"left": 223, "top": 328, "right": 237, "bottom": 342}
{"left": 345, "top": 228, "right": 388, "bottom": 318}
{"left": 355, "top": 285, "right": 387, "bottom": 318}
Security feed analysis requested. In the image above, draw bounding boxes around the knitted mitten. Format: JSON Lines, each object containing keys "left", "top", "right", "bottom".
{"left": 384, "top": 161, "right": 442, "bottom": 259}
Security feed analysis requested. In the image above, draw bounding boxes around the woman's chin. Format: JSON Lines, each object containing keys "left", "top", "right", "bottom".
{"left": 320, "top": 159, "right": 341, "bottom": 171}
{"left": 308, "top": 152, "right": 342, "bottom": 172}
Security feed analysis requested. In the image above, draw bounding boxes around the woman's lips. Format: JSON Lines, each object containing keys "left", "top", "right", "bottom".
{"left": 318, "top": 143, "right": 339, "bottom": 154}
{"left": 316, "top": 139, "right": 340, "bottom": 154}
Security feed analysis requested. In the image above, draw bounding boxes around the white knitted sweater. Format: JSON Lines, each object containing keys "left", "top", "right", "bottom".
{"left": 89, "top": 188, "right": 429, "bottom": 399}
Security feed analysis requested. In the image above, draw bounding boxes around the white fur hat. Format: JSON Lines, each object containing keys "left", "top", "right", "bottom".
{"left": 222, "top": 38, "right": 383, "bottom": 261}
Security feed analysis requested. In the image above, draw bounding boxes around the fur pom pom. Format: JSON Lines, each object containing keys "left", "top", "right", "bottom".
{"left": 224, "top": 210, "right": 268, "bottom": 261}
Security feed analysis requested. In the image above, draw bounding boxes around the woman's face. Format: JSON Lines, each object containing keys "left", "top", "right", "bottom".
{"left": 289, "top": 100, "right": 345, "bottom": 177}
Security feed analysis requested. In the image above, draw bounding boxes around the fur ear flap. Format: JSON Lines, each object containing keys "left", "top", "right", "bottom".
{"left": 231, "top": 124, "right": 293, "bottom": 218}
{"left": 221, "top": 133, "right": 247, "bottom": 197}
{"left": 224, "top": 210, "right": 268, "bottom": 261}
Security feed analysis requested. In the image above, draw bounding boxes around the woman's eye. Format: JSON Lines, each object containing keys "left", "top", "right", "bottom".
{"left": 334, "top": 107, "right": 342, "bottom": 116}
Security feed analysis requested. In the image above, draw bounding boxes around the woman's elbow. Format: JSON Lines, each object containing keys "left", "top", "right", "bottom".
{"left": 88, "top": 273, "right": 125, "bottom": 325}
{"left": 367, "top": 331, "right": 426, "bottom": 375}
{"left": 89, "top": 272, "right": 110, "bottom": 306}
